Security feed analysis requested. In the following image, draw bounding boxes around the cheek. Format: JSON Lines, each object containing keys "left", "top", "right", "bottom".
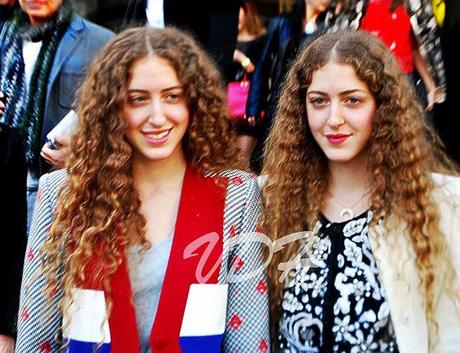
{"left": 123, "top": 108, "right": 147, "bottom": 130}
{"left": 306, "top": 109, "right": 326, "bottom": 134}
{"left": 348, "top": 106, "right": 375, "bottom": 138}
{"left": 167, "top": 105, "right": 190, "bottom": 126}
{"left": 360, "top": 106, "right": 376, "bottom": 132}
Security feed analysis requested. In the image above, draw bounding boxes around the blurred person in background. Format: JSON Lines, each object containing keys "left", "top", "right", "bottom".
{"left": 229, "top": 0, "right": 266, "bottom": 169}
{"left": 123, "top": 0, "right": 240, "bottom": 81}
{"left": 360, "top": 0, "right": 445, "bottom": 112}
{"left": 333, "top": 0, "right": 446, "bottom": 115}
{"left": 0, "top": 0, "right": 113, "bottom": 226}
{"left": 245, "top": 0, "right": 334, "bottom": 173}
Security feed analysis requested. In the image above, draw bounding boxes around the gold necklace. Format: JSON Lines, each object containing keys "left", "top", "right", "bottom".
{"left": 329, "top": 192, "right": 368, "bottom": 221}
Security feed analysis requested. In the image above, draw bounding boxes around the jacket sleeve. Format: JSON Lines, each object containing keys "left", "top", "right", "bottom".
{"left": 436, "top": 177, "right": 460, "bottom": 352}
{"left": 223, "top": 177, "right": 270, "bottom": 353}
{"left": 246, "top": 16, "right": 281, "bottom": 119}
{"left": 15, "top": 174, "right": 63, "bottom": 353}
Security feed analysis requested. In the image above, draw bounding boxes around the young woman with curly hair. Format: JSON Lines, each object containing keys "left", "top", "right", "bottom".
{"left": 262, "top": 30, "right": 460, "bottom": 353}
{"left": 15, "top": 27, "right": 270, "bottom": 353}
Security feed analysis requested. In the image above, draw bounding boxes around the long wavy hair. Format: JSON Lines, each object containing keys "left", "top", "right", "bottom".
{"left": 40, "top": 26, "right": 241, "bottom": 322}
{"left": 262, "top": 30, "right": 458, "bottom": 344}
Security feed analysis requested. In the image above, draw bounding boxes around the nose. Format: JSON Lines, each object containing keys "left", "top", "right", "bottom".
{"left": 326, "top": 101, "right": 345, "bottom": 128}
{"left": 147, "top": 98, "right": 166, "bottom": 127}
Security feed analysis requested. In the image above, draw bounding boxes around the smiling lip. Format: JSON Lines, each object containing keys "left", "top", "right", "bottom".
{"left": 326, "top": 134, "right": 351, "bottom": 145}
{"left": 142, "top": 128, "right": 172, "bottom": 146}
{"left": 26, "top": 1, "right": 47, "bottom": 9}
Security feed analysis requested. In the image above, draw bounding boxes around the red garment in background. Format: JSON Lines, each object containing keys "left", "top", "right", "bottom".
{"left": 360, "top": 0, "right": 414, "bottom": 73}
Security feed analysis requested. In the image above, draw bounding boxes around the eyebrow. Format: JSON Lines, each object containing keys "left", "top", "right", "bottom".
{"left": 307, "top": 89, "right": 368, "bottom": 95}
{"left": 127, "top": 85, "right": 184, "bottom": 93}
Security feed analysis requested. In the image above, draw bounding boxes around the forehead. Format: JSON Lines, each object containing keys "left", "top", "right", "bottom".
{"left": 128, "top": 55, "right": 180, "bottom": 89}
{"left": 308, "top": 62, "right": 370, "bottom": 93}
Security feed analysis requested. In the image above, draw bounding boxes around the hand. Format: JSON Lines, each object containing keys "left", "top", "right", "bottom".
{"left": 0, "top": 91, "right": 6, "bottom": 117}
{"left": 0, "top": 335, "right": 14, "bottom": 353}
{"left": 40, "top": 134, "right": 71, "bottom": 169}
{"left": 426, "top": 87, "right": 445, "bottom": 111}
{"left": 241, "top": 58, "right": 255, "bottom": 73}
{"left": 234, "top": 50, "right": 255, "bottom": 73}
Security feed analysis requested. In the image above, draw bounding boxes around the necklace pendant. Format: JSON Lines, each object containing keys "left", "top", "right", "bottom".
{"left": 340, "top": 208, "right": 354, "bottom": 220}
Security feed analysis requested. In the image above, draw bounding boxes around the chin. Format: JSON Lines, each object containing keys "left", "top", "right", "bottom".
{"left": 324, "top": 152, "right": 356, "bottom": 163}
{"left": 134, "top": 148, "right": 173, "bottom": 161}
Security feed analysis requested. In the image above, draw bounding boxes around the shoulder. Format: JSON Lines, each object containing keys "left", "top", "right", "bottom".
{"left": 69, "top": 15, "right": 115, "bottom": 43}
{"left": 218, "top": 169, "right": 259, "bottom": 190}
{"left": 431, "top": 173, "right": 460, "bottom": 245}
{"left": 38, "top": 169, "right": 68, "bottom": 206}
{"left": 431, "top": 173, "right": 460, "bottom": 204}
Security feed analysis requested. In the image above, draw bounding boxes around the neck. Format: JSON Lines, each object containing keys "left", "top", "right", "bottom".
{"left": 133, "top": 149, "right": 187, "bottom": 193}
{"left": 327, "top": 155, "right": 371, "bottom": 198}
{"left": 237, "top": 28, "right": 256, "bottom": 41}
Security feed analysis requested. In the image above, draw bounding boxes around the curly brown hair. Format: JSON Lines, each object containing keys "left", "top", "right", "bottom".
{"left": 262, "top": 30, "right": 458, "bottom": 343}
{"left": 40, "top": 26, "right": 241, "bottom": 322}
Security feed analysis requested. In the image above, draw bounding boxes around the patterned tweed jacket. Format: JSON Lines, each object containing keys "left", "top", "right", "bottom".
{"left": 15, "top": 168, "right": 270, "bottom": 353}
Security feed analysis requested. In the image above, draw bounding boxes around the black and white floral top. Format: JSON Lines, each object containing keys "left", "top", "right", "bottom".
{"left": 278, "top": 211, "right": 399, "bottom": 353}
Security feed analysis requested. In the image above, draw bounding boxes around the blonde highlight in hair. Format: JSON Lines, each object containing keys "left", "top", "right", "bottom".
{"left": 40, "top": 27, "right": 241, "bottom": 330}
{"left": 262, "top": 30, "right": 459, "bottom": 344}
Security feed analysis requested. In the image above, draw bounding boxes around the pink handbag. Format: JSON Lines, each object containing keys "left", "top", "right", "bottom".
{"left": 226, "top": 75, "right": 250, "bottom": 119}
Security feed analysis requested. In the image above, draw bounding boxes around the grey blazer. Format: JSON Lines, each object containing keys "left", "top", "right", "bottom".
{"left": 39, "top": 14, "right": 114, "bottom": 172}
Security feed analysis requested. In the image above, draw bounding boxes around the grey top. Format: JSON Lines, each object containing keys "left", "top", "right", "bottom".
{"left": 127, "top": 236, "right": 173, "bottom": 353}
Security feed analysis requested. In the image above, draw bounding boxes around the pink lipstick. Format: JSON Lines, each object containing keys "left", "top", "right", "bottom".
{"left": 326, "top": 134, "right": 351, "bottom": 145}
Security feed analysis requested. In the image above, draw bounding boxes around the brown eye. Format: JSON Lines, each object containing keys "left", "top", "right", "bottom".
{"left": 163, "top": 91, "right": 183, "bottom": 103}
{"left": 166, "top": 93, "right": 179, "bottom": 102}
{"left": 128, "top": 95, "right": 149, "bottom": 105}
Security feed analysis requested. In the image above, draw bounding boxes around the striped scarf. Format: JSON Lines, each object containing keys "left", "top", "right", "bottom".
{"left": 0, "top": 3, "right": 72, "bottom": 172}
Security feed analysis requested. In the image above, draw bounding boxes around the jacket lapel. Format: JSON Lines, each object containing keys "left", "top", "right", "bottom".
{"left": 149, "top": 166, "right": 227, "bottom": 352}
{"left": 47, "top": 14, "right": 84, "bottom": 98}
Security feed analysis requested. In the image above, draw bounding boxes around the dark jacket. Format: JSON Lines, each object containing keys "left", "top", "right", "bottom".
{"left": 123, "top": 0, "right": 240, "bottom": 81}
{"left": 245, "top": 11, "right": 327, "bottom": 173}
{"left": 38, "top": 14, "right": 114, "bottom": 174}
{"left": 245, "top": 14, "right": 296, "bottom": 120}
{"left": 0, "top": 123, "right": 27, "bottom": 338}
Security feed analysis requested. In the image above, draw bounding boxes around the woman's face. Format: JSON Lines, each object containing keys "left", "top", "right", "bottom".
{"left": 124, "top": 55, "right": 190, "bottom": 165}
{"left": 306, "top": 61, "right": 376, "bottom": 166}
